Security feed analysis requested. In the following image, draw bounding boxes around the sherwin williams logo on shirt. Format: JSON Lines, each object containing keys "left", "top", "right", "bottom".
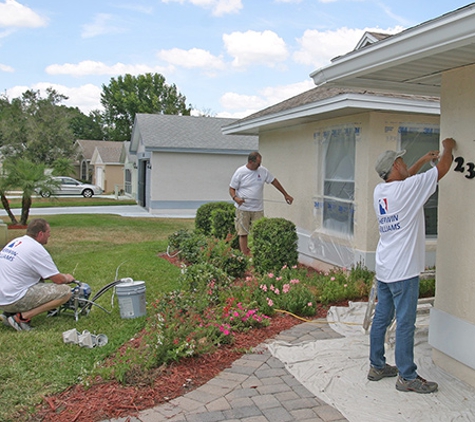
{"left": 379, "top": 198, "right": 388, "bottom": 215}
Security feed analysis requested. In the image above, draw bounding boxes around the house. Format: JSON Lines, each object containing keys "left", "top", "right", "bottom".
{"left": 90, "top": 141, "right": 124, "bottom": 193}
{"left": 129, "top": 114, "right": 258, "bottom": 212}
{"left": 224, "top": 71, "right": 440, "bottom": 274}
{"left": 266, "top": 3, "right": 475, "bottom": 390}
{"left": 120, "top": 141, "right": 137, "bottom": 199}
{"left": 75, "top": 139, "right": 102, "bottom": 182}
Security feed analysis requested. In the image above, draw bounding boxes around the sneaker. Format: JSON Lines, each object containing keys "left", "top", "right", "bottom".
{"left": 396, "top": 375, "right": 438, "bottom": 393}
{"left": 6, "top": 313, "right": 33, "bottom": 332}
{"left": 0, "top": 312, "right": 15, "bottom": 327}
{"left": 367, "top": 364, "right": 398, "bottom": 381}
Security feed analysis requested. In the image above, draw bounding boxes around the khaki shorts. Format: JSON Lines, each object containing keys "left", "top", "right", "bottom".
{"left": 235, "top": 209, "right": 264, "bottom": 236}
{"left": 1, "top": 283, "right": 71, "bottom": 313}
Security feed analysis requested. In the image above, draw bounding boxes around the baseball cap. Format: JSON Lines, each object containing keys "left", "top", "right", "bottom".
{"left": 375, "top": 150, "right": 406, "bottom": 179}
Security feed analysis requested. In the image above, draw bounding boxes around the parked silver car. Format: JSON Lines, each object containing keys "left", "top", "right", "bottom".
{"left": 38, "top": 177, "right": 103, "bottom": 198}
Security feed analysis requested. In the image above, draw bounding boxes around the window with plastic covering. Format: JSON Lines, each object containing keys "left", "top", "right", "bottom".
{"left": 399, "top": 126, "right": 440, "bottom": 236}
{"left": 322, "top": 127, "right": 356, "bottom": 235}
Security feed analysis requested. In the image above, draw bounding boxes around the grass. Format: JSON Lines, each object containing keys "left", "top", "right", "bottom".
{"left": 0, "top": 214, "right": 194, "bottom": 422}
{"left": 5, "top": 196, "right": 137, "bottom": 208}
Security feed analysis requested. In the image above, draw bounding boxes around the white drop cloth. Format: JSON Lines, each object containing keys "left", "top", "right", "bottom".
{"left": 267, "top": 302, "right": 475, "bottom": 422}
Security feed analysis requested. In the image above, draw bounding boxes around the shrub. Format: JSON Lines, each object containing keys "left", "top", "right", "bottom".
{"left": 211, "top": 207, "right": 239, "bottom": 249}
{"left": 419, "top": 278, "right": 435, "bottom": 297}
{"left": 178, "top": 231, "right": 209, "bottom": 264}
{"left": 167, "top": 229, "right": 193, "bottom": 255}
{"left": 251, "top": 218, "right": 298, "bottom": 274}
{"left": 195, "top": 202, "right": 234, "bottom": 236}
{"left": 251, "top": 266, "right": 316, "bottom": 316}
{"left": 200, "top": 237, "right": 248, "bottom": 278}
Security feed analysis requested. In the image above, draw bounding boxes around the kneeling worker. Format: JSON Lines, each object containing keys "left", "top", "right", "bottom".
{"left": 0, "top": 218, "right": 75, "bottom": 331}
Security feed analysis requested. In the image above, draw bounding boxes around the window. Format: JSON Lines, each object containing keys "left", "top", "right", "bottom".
{"left": 400, "top": 126, "right": 439, "bottom": 236}
{"left": 322, "top": 127, "right": 356, "bottom": 235}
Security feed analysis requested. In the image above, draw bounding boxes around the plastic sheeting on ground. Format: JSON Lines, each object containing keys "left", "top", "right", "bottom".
{"left": 268, "top": 302, "right": 475, "bottom": 422}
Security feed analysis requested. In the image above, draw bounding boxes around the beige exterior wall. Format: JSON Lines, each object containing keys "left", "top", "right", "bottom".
{"left": 259, "top": 111, "right": 439, "bottom": 271}
{"left": 431, "top": 64, "right": 475, "bottom": 386}
{"left": 149, "top": 152, "right": 249, "bottom": 204}
{"left": 104, "top": 165, "right": 124, "bottom": 193}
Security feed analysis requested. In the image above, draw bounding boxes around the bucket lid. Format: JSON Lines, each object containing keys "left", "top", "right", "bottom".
{"left": 117, "top": 280, "right": 145, "bottom": 288}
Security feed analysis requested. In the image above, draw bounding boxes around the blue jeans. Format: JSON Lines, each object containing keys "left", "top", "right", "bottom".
{"left": 369, "top": 276, "right": 419, "bottom": 380}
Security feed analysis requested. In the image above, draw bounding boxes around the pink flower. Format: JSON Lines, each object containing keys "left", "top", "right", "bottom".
{"left": 268, "top": 273, "right": 275, "bottom": 278}
{"left": 307, "top": 302, "right": 313, "bottom": 307}
{"left": 266, "top": 298, "right": 274, "bottom": 307}
{"left": 270, "top": 285, "right": 275, "bottom": 291}
{"left": 283, "top": 284, "right": 290, "bottom": 293}
{"left": 276, "top": 276, "right": 282, "bottom": 281}
{"left": 331, "top": 277, "right": 336, "bottom": 281}
{"left": 282, "top": 265, "right": 288, "bottom": 269}
{"left": 292, "top": 265, "right": 298, "bottom": 269}
{"left": 274, "top": 288, "right": 280, "bottom": 295}
{"left": 260, "top": 284, "right": 268, "bottom": 292}
{"left": 233, "top": 311, "right": 239, "bottom": 317}
{"left": 290, "top": 279, "right": 300, "bottom": 284}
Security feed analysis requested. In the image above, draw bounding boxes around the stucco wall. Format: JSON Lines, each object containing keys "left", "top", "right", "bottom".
{"left": 259, "top": 111, "right": 439, "bottom": 271}
{"left": 148, "top": 151, "right": 249, "bottom": 209}
{"left": 431, "top": 64, "right": 475, "bottom": 385}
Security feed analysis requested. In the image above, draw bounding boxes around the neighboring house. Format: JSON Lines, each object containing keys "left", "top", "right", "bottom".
{"left": 120, "top": 141, "right": 138, "bottom": 199}
{"left": 74, "top": 139, "right": 102, "bottom": 182}
{"left": 129, "top": 114, "right": 258, "bottom": 213}
{"left": 300, "top": 3, "right": 475, "bottom": 390}
{"left": 90, "top": 141, "right": 124, "bottom": 193}
{"left": 224, "top": 68, "right": 440, "bottom": 274}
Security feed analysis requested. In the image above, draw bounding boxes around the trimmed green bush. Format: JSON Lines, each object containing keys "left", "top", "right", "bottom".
{"left": 251, "top": 217, "right": 298, "bottom": 274}
{"left": 195, "top": 201, "right": 234, "bottom": 236}
{"left": 211, "top": 207, "right": 239, "bottom": 249}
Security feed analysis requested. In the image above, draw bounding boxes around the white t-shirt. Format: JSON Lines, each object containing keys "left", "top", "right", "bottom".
{"left": 230, "top": 165, "right": 275, "bottom": 212}
{"left": 0, "top": 235, "right": 59, "bottom": 305}
{"left": 374, "top": 166, "right": 438, "bottom": 283}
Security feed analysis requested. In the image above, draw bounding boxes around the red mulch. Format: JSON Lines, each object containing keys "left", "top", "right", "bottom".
{"left": 27, "top": 255, "right": 336, "bottom": 422}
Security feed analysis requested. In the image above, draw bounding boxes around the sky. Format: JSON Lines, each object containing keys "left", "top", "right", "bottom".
{"left": 0, "top": 0, "right": 472, "bottom": 119}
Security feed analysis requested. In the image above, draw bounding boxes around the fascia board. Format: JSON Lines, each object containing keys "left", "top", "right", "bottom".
{"left": 310, "top": 4, "right": 475, "bottom": 86}
{"left": 223, "top": 94, "right": 439, "bottom": 135}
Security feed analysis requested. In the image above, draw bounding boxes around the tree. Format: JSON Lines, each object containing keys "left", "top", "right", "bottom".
{"left": 101, "top": 73, "right": 191, "bottom": 141}
{"left": 51, "top": 157, "right": 75, "bottom": 177}
{"left": 68, "top": 108, "right": 105, "bottom": 140}
{"left": 2, "top": 158, "right": 58, "bottom": 225}
{"left": 0, "top": 88, "right": 77, "bottom": 165}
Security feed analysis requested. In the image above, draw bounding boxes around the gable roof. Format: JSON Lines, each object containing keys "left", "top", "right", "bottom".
{"left": 310, "top": 3, "right": 475, "bottom": 96}
{"left": 75, "top": 140, "right": 121, "bottom": 161}
{"left": 91, "top": 142, "right": 124, "bottom": 165}
{"left": 130, "top": 114, "right": 258, "bottom": 154}
{"left": 223, "top": 85, "right": 439, "bottom": 136}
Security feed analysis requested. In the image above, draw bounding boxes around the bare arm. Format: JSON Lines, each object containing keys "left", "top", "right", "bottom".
{"left": 271, "top": 178, "right": 293, "bottom": 205}
{"left": 49, "top": 273, "right": 75, "bottom": 285}
{"left": 408, "top": 150, "right": 439, "bottom": 176}
{"left": 436, "top": 137, "right": 456, "bottom": 181}
{"left": 229, "top": 186, "right": 245, "bottom": 206}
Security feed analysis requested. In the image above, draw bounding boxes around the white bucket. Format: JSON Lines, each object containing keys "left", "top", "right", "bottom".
{"left": 116, "top": 281, "right": 146, "bottom": 319}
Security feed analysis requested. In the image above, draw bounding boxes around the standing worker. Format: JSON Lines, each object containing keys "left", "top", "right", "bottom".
{"left": 368, "top": 137, "right": 456, "bottom": 393}
{"left": 229, "top": 151, "right": 293, "bottom": 255}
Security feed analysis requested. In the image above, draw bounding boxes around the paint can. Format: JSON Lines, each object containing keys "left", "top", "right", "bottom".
{"left": 116, "top": 280, "right": 146, "bottom": 319}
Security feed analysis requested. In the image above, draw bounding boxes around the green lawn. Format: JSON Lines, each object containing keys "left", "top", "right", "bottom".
{"left": 0, "top": 214, "right": 194, "bottom": 422}
{"left": 5, "top": 196, "right": 137, "bottom": 208}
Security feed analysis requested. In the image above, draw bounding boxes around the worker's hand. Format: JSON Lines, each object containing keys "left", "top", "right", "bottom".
{"left": 442, "top": 137, "right": 456, "bottom": 151}
{"left": 284, "top": 195, "right": 293, "bottom": 205}
{"left": 235, "top": 196, "right": 245, "bottom": 206}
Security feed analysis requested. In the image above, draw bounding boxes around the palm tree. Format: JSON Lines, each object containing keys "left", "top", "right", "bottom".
{"left": 3, "top": 158, "right": 58, "bottom": 225}
{"left": 0, "top": 175, "right": 19, "bottom": 225}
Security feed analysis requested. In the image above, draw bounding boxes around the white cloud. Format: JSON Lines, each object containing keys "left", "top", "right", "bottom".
{"left": 0, "top": 0, "right": 48, "bottom": 28}
{"left": 6, "top": 83, "right": 103, "bottom": 114}
{"left": 157, "top": 48, "right": 225, "bottom": 71}
{"left": 0, "top": 63, "right": 14, "bottom": 72}
{"left": 161, "top": 0, "right": 242, "bottom": 16}
{"left": 81, "top": 13, "right": 125, "bottom": 38}
{"left": 293, "top": 26, "right": 403, "bottom": 68}
{"left": 219, "top": 79, "right": 315, "bottom": 118}
{"left": 45, "top": 60, "right": 170, "bottom": 77}
{"left": 223, "top": 30, "right": 288, "bottom": 68}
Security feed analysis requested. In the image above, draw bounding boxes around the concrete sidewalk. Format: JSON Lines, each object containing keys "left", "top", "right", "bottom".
{"left": 104, "top": 321, "right": 349, "bottom": 422}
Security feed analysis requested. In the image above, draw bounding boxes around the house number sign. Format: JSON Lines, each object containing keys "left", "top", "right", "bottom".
{"left": 454, "top": 156, "right": 475, "bottom": 179}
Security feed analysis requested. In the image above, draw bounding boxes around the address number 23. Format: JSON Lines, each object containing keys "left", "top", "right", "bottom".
{"left": 454, "top": 156, "right": 475, "bottom": 179}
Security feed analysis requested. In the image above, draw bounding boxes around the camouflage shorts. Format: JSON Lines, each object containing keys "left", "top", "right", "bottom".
{"left": 1, "top": 283, "right": 71, "bottom": 313}
{"left": 235, "top": 209, "right": 264, "bottom": 236}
